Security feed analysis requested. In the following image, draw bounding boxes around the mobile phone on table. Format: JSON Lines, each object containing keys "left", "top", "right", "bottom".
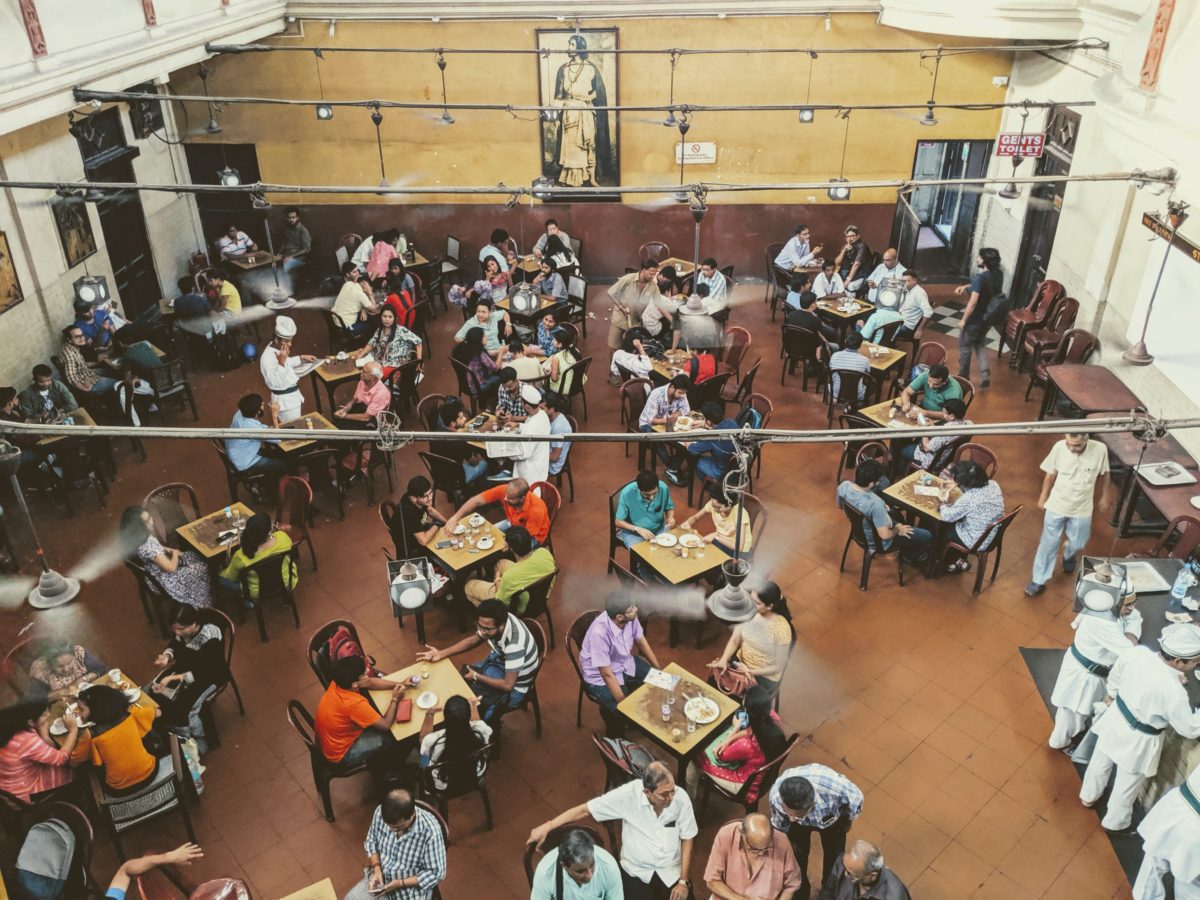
{"left": 435, "top": 540, "right": 452, "bottom": 549}
{"left": 471, "top": 414, "right": 488, "bottom": 427}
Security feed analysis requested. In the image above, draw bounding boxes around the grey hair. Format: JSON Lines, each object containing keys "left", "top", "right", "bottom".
{"left": 558, "top": 829, "right": 596, "bottom": 868}
{"left": 641, "top": 761, "right": 672, "bottom": 792}
{"left": 854, "top": 840, "right": 885, "bottom": 876}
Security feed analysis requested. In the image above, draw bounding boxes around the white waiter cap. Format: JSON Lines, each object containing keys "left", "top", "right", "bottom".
{"left": 274, "top": 316, "right": 297, "bottom": 339}
{"left": 520, "top": 384, "right": 543, "bottom": 405}
{"left": 1158, "top": 623, "right": 1200, "bottom": 660}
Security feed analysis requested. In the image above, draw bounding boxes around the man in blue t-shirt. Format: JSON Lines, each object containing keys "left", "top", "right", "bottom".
{"left": 614, "top": 470, "right": 675, "bottom": 549}
{"left": 836, "top": 458, "right": 931, "bottom": 563}
{"left": 105, "top": 843, "right": 203, "bottom": 898}
{"left": 952, "top": 247, "right": 1004, "bottom": 388}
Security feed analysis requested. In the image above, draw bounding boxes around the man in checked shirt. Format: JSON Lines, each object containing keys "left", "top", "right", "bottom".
{"left": 768, "top": 764, "right": 864, "bottom": 899}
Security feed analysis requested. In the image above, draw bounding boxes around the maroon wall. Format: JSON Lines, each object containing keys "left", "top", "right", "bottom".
{"left": 267, "top": 201, "right": 894, "bottom": 282}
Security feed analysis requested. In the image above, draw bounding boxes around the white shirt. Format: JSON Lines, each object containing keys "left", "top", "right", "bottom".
{"left": 812, "top": 272, "right": 845, "bottom": 298}
{"left": 865, "top": 262, "right": 907, "bottom": 303}
{"left": 641, "top": 294, "right": 676, "bottom": 336}
{"left": 218, "top": 231, "right": 253, "bottom": 258}
{"left": 351, "top": 235, "right": 375, "bottom": 268}
{"left": 1138, "top": 764, "right": 1200, "bottom": 885}
{"left": 260, "top": 345, "right": 319, "bottom": 422}
{"left": 587, "top": 779, "right": 698, "bottom": 884}
{"left": 897, "top": 285, "right": 933, "bottom": 328}
{"left": 775, "top": 236, "right": 818, "bottom": 270}
{"left": 1041, "top": 439, "right": 1110, "bottom": 518}
{"left": 611, "top": 350, "right": 654, "bottom": 379}
{"left": 488, "top": 408, "right": 550, "bottom": 484}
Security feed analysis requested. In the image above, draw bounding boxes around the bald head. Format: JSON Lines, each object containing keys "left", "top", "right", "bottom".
{"left": 741, "top": 813, "right": 773, "bottom": 851}
{"left": 882, "top": 248, "right": 898, "bottom": 267}
{"left": 844, "top": 840, "right": 885, "bottom": 884}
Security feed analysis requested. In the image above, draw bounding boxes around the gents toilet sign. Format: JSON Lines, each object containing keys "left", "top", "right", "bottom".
{"left": 996, "top": 133, "right": 1045, "bottom": 158}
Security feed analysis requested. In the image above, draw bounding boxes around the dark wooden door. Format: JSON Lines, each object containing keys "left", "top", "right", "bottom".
{"left": 89, "top": 160, "right": 160, "bottom": 319}
{"left": 1009, "top": 107, "right": 1080, "bottom": 308}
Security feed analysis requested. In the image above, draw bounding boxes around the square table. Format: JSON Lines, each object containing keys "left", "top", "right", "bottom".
{"left": 496, "top": 290, "right": 562, "bottom": 327}
{"left": 36, "top": 408, "right": 97, "bottom": 446}
{"left": 464, "top": 413, "right": 510, "bottom": 450}
{"left": 631, "top": 528, "right": 728, "bottom": 586}
{"left": 278, "top": 411, "right": 338, "bottom": 454}
{"left": 657, "top": 257, "right": 697, "bottom": 277}
{"left": 1039, "top": 363, "right": 1144, "bottom": 421}
{"left": 815, "top": 297, "right": 874, "bottom": 342}
{"left": 859, "top": 343, "right": 906, "bottom": 375}
{"left": 857, "top": 399, "right": 935, "bottom": 430}
{"left": 50, "top": 668, "right": 160, "bottom": 751}
{"left": 650, "top": 349, "right": 731, "bottom": 385}
{"left": 617, "top": 662, "right": 740, "bottom": 781}
{"left": 426, "top": 520, "right": 508, "bottom": 575}
{"left": 177, "top": 502, "right": 255, "bottom": 560}
{"left": 1117, "top": 476, "right": 1200, "bottom": 539}
{"left": 369, "top": 659, "right": 475, "bottom": 743}
{"left": 225, "top": 252, "right": 280, "bottom": 272}
{"left": 1086, "top": 412, "right": 1199, "bottom": 529}
{"left": 280, "top": 877, "right": 338, "bottom": 900}
{"left": 883, "top": 469, "right": 960, "bottom": 523}
{"left": 309, "top": 357, "right": 361, "bottom": 415}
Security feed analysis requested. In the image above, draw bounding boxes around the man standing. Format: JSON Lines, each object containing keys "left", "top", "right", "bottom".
{"left": 343, "top": 788, "right": 447, "bottom": 900}
{"left": 18, "top": 365, "right": 79, "bottom": 420}
{"left": 768, "top": 766, "right": 864, "bottom": 899}
{"left": 1133, "top": 762, "right": 1200, "bottom": 900}
{"left": 279, "top": 206, "right": 312, "bottom": 276}
{"left": 863, "top": 248, "right": 906, "bottom": 306}
{"left": 529, "top": 761, "right": 697, "bottom": 900}
{"left": 1026, "top": 433, "right": 1111, "bottom": 597}
{"left": 1079, "top": 624, "right": 1200, "bottom": 832}
{"left": 531, "top": 828, "right": 623, "bottom": 900}
{"left": 260, "top": 315, "right": 320, "bottom": 424}
{"left": 818, "top": 840, "right": 911, "bottom": 900}
{"left": 332, "top": 262, "right": 379, "bottom": 338}
{"left": 579, "top": 593, "right": 662, "bottom": 732}
{"left": 463, "top": 525, "right": 556, "bottom": 612}
{"left": 487, "top": 385, "right": 551, "bottom": 484}
{"left": 834, "top": 226, "right": 871, "bottom": 294}
{"left": 705, "top": 812, "right": 803, "bottom": 900}
{"left": 607, "top": 261, "right": 661, "bottom": 382}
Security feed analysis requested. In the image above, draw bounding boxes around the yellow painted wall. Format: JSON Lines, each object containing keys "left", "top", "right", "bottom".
{"left": 174, "top": 14, "right": 1012, "bottom": 205}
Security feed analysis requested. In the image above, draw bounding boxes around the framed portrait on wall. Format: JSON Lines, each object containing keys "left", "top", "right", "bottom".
{"left": 50, "top": 194, "right": 97, "bottom": 268}
{"left": 537, "top": 28, "right": 619, "bottom": 194}
{"left": 0, "top": 231, "right": 24, "bottom": 315}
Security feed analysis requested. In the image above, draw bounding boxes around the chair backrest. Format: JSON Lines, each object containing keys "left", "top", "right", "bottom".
{"left": 874, "top": 319, "right": 904, "bottom": 348}
{"left": 965, "top": 505, "right": 1022, "bottom": 553}
{"left": 722, "top": 326, "right": 752, "bottom": 371}
{"left": 568, "top": 236, "right": 582, "bottom": 259}
{"left": 1052, "top": 329, "right": 1099, "bottom": 366}
{"left": 764, "top": 243, "right": 784, "bottom": 277}
{"left": 781, "top": 325, "right": 823, "bottom": 361}
{"left": 929, "top": 433, "right": 970, "bottom": 474}
{"left": 449, "top": 356, "right": 475, "bottom": 397}
{"left": 741, "top": 492, "right": 767, "bottom": 551}
{"left": 379, "top": 500, "right": 404, "bottom": 557}
{"left": 952, "top": 442, "right": 998, "bottom": 479}
{"left": 306, "top": 619, "right": 366, "bottom": 687}
{"left": 420, "top": 450, "right": 466, "bottom": 493}
{"left": 418, "top": 393, "right": 449, "bottom": 432}
{"left": 1041, "top": 296, "right": 1079, "bottom": 336}
{"left": 445, "top": 234, "right": 461, "bottom": 264}
{"left": 746, "top": 733, "right": 801, "bottom": 802}
{"left": 147, "top": 358, "right": 187, "bottom": 392}
{"left": 522, "top": 618, "right": 549, "bottom": 688}
{"left": 837, "top": 412, "right": 880, "bottom": 472}
{"left": 422, "top": 742, "right": 493, "bottom": 799}
{"left": 240, "top": 547, "right": 297, "bottom": 599}
{"left": 829, "top": 369, "right": 866, "bottom": 406}
{"left": 719, "top": 264, "right": 735, "bottom": 286}
{"left": 607, "top": 488, "right": 622, "bottom": 559}
{"left": 745, "top": 393, "right": 774, "bottom": 428}
{"left": 589, "top": 731, "right": 638, "bottom": 790}
{"left": 209, "top": 438, "right": 238, "bottom": 477}
{"left": 607, "top": 558, "right": 645, "bottom": 588}
{"left": 531, "top": 481, "right": 562, "bottom": 531}
{"left": 855, "top": 441, "right": 891, "bottom": 468}
{"left": 143, "top": 483, "right": 201, "bottom": 545}
{"left": 732, "top": 358, "right": 761, "bottom": 406}
{"left": 620, "top": 378, "right": 654, "bottom": 426}
{"left": 1149, "top": 515, "right": 1200, "bottom": 559}
{"left": 19, "top": 801, "right": 94, "bottom": 894}
{"left": 913, "top": 341, "right": 947, "bottom": 369}
{"left": 192, "top": 606, "right": 237, "bottom": 676}
{"left": 523, "top": 824, "right": 606, "bottom": 887}
{"left": 515, "top": 569, "right": 557, "bottom": 625}
{"left": 566, "top": 610, "right": 602, "bottom": 680}
{"left": 568, "top": 275, "right": 587, "bottom": 304}
{"left": 286, "top": 698, "right": 319, "bottom": 755}
{"left": 276, "top": 476, "right": 313, "bottom": 532}
{"left": 1027, "top": 278, "right": 1065, "bottom": 313}
{"left": 638, "top": 241, "right": 669, "bottom": 263}
{"left": 951, "top": 375, "right": 975, "bottom": 411}
{"left": 561, "top": 357, "right": 592, "bottom": 400}
{"left": 839, "top": 501, "right": 884, "bottom": 553}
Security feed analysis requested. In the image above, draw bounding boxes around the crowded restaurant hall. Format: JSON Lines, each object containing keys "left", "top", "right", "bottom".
{"left": 0, "top": 3, "right": 1198, "bottom": 899}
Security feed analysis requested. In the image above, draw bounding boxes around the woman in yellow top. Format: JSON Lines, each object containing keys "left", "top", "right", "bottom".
{"left": 679, "top": 482, "right": 753, "bottom": 556}
{"left": 708, "top": 581, "right": 793, "bottom": 694}
{"left": 544, "top": 327, "right": 586, "bottom": 395}
{"left": 75, "top": 684, "right": 163, "bottom": 791}
{"left": 218, "top": 513, "right": 299, "bottom": 603}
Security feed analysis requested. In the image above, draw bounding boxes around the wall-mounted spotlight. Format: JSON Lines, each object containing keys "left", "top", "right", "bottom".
{"left": 798, "top": 108, "right": 815, "bottom": 124}
{"left": 316, "top": 103, "right": 333, "bottom": 121}
{"left": 827, "top": 178, "right": 851, "bottom": 201}
{"left": 218, "top": 166, "right": 241, "bottom": 186}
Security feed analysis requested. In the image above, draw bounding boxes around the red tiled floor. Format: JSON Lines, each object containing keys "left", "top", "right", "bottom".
{"left": 0, "top": 279, "right": 1139, "bottom": 897}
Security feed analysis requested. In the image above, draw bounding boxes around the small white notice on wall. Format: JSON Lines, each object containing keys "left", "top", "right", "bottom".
{"left": 675, "top": 142, "right": 716, "bottom": 165}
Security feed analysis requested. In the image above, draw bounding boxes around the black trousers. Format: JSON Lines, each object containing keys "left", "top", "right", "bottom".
{"left": 620, "top": 871, "right": 690, "bottom": 900}
{"left": 788, "top": 816, "right": 851, "bottom": 893}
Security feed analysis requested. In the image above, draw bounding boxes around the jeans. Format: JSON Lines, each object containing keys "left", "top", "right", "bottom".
{"left": 339, "top": 727, "right": 400, "bottom": 787}
{"left": 583, "top": 656, "right": 652, "bottom": 711}
{"left": 617, "top": 527, "right": 662, "bottom": 549}
{"left": 469, "top": 650, "right": 527, "bottom": 721}
{"left": 241, "top": 456, "right": 288, "bottom": 478}
{"left": 463, "top": 458, "right": 488, "bottom": 483}
{"left": 621, "top": 872, "right": 687, "bottom": 900}
{"left": 282, "top": 256, "right": 305, "bottom": 276}
{"left": 788, "top": 814, "right": 851, "bottom": 892}
{"left": 881, "top": 527, "right": 933, "bottom": 562}
{"left": 639, "top": 423, "right": 682, "bottom": 469}
{"left": 957, "top": 325, "right": 990, "bottom": 380}
{"left": 1031, "top": 511, "right": 1091, "bottom": 586}
{"left": 88, "top": 376, "right": 119, "bottom": 394}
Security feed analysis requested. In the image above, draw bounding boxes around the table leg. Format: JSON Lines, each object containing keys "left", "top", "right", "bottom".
{"left": 1118, "top": 480, "right": 1142, "bottom": 538}
{"left": 324, "top": 382, "right": 339, "bottom": 416}
{"left": 1110, "top": 469, "right": 1134, "bottom": 529}
{"left": 415, "top": 611, "right": 427, "bottom": 646}
{"left": 677, "top": 754, "right": 689, "bottom": 785}
{"left": 309, "top": 372, "right": 322, "bottom": 415}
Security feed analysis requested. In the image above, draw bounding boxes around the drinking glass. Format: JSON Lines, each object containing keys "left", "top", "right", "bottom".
{"left": 686, "top": 719, "right": 697, "bottom": 733}
{"left": 667, "top": 691, "right": 677, "bottom": 707}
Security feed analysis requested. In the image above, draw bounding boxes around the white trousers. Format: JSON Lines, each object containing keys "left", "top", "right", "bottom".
{"left": 1134, "top": 854, "right": 1200, "bottom": 900}
{"left": 1049, "top": 706, "right": 1087, "bottom": 750}
{"left": 1080, "top": 745, "right": 1145, "bottom": 830}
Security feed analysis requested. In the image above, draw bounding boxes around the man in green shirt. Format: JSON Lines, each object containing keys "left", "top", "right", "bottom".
{"left": 900, "top": 363, "right": 963, "bottom": 420}
{"left": 614, "top": 470, "right": 676, "bottom": 548}
{"left": 464, "top": 526, "right": 556, "bottom": 613}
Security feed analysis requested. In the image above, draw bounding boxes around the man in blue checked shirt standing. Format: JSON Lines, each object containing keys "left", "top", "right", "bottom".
{"left": 768, "top": 764, "right": 864, "bottom": 899}
{"left": 344, "top": 788, "right": 447, "bottom": 900}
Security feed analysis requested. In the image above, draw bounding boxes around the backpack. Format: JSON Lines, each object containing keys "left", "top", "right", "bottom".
{"left": 14, "top": 819, "right": 74, "bottom": 900}
{"left": 984, "top": 291, "right": 1011, "bottom": 330}
{"left": 599, "top": 736, "right": 655, "bottom": 779}
{"left": 322, "top": 626, "right": 380, "bottom": 678}
{"left": 211, "top": 331, "right": 242, "bottom": 371}
{"left": 734, "top": 406, "right": 763, "bottom": 429}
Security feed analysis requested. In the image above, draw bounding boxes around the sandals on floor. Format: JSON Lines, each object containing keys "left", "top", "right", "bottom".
{"left": 946, "top": 559, "right": 971, "bottom": 574}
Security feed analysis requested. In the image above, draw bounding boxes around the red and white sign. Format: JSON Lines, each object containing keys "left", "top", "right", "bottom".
{"left": 996, "top": 133, "right": 1045, "bottom": 158}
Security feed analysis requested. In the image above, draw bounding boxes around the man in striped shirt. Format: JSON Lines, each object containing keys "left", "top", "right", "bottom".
{"left": 769, "top": 764, "right": 864, "bottom": 898}
{"left": 417, "top": 599, "right": 541, "bottom": 722}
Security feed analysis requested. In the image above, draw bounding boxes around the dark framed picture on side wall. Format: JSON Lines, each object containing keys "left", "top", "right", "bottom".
{"left": 0, "top": 231, "right": 24, "bottom": 315}
{"left": 50, "top": 193, "right": 98, "bottom": 269}
{"left": 536, "top": 27, "right": 620, "bottom": 193}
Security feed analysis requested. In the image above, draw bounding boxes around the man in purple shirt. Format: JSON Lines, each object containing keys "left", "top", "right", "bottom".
{"left": 580, "top": 594, "right": 663, "bottom": 736}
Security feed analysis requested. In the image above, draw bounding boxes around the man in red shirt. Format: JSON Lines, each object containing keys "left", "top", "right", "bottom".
{"left": 314, "top": 656, "right": 406, "bottom": 785}
{"left": 443, "top": 477, "right": 550, "bottom": 544}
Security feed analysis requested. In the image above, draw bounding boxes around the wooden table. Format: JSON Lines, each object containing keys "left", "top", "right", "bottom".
{"left": 464, "top": 413, "right": 508, "bottom": 450}
{"left": 883, "top": 469, "right": 960, "bottom": 522}
{"left": 225, "top": 252, "right": 279, "bottom": 272}
{"left": 309, "top": 357, "right": 360, "bottom": 415}
{"left": 1087, "top": 413, "right": 1198, "bottom": 529}
{"left": 617, "top": 662, "right": 740, "bottom": 781}
{"left": 1040, "top": 363, "right": 1145, "bottom": 421}
{"left": 650, "top": 350, "right": 731, "bottom": 385}
{"left": 859, "top": 343, "right": 906, "bottom": 375}
{"left": 657, "top": 257, "right": 697, "bottom": 277}
{"left": 857, "top": 399, "right": 936, "bottom": 430}
{"left": 631, "top": 527, "right": 728, "bottom": 586}
{"left": 650, "top": 414, "right": 709, "bottom": 436}
{"left": 177, "top": 502, "right": 255, "bottom": 560}
{"left": 496, "top": 289, "right": 562, "bottom": 327}
{"left": 157, "top": 298, "right": 175, "bottom": 317}
{"left": 280, "top": 877, "right": 338, "bottom": 900}
{"left": 50, "top": 669, "right": 159, "bottom": 752}
{"left": 369, "top": 659, "right": 475, "bottom": 744}
{"left": 426, "top": 519, "right": 508, "bottom": 575}
{"left": 36, "top": 408, "right": 97, "bottom": 446}
{"left": 815, "top": 298, "right": 874, "bottom": 342}
{"left": 1117, "top": 476, "right": 1200, "bottom": 538}
{"left": 278, "top": 412, "right": 338, "bottom": 454}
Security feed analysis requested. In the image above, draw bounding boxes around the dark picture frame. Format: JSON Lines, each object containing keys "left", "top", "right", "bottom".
{"left": 0, "top": 231, "right": 25, "bottom": 315}
{"left": 536, "top": 27, "right": 620, "bottom": 192}
{"left": 51, "top": 194, "right": 97, "bottom": 269}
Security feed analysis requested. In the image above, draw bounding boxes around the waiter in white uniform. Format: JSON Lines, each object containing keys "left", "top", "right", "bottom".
{"left": 1080, "top": 623, "right": 1200, "bottom": 831}
{"left": 487, "top": 384, "right": 550, "bottom": 485}
{"left": 1134, "top": 761, "right": 1200, "bottom": 900}
{"left": 260, "top": 315, "right": 320, "bottom": 424}
{"left": 1049, "top": 587, "right": 1140, "bottom": 750}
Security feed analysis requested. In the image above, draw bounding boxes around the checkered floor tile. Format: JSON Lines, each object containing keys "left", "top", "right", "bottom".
{"left": 922, "top": 302, "right": 1003, "bottom": 350}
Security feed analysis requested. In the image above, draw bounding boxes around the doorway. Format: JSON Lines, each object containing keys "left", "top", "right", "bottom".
{"left": 897, "top": 139, "right": 993, "bottom": 280}
{"left": 1009, "top": 107, "right": 1080, "bottom": 308}
{"left": 182, "top": 144, "right": 261, "bottom": 260}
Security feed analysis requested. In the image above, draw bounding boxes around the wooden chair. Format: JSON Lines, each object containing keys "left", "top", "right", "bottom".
{"left": 441, "top": 234, "right": 463, "bottom": 287}
{"left": 450, "top": 356, "right": 483, "bottom": 415}
{"left": 951, "top": 375, "right": 975, "bottom": 413}
{"left": 387, "top": 358, "right": 423, "bottom": 417}
{"left": 420, "top": 743, "right": 494, "bottom": 830}
{"left": 307, "top": 619, "right": 375, "bottom": 688}
{"left": 952, "top": 442, "right": 998, "bottom": 479}
{"left": 47, "top": 438, "right": 110, "bottom": 518}
{"left": 210, "top": 439, "right": 270, "bottom": 505}
{"left": 276, "top": 475, "right": 318, "bottom": 570}
{"left": 721, "top": 357, "right": 761, "bottom": 407}
{"left": 780, "top": 326, "right": 826, "bottom": 391}
{"left": 418, "top": 393, "right": 449, "bottom": 432}
{"left": 999, "top": 279, "right": 1065, "bottom": 360}
{"left": 638, "top": 241, "right": 670, "bottom": 263}
{"left": 721, "top": 327, "right": 752, "bottom": 377}
{"left": 145, "top": 357, "right": 198, "bottom": 423}
{"left": 744, "top": 393, "right": 774, "bottom": 477}
{"left": 90, "top": 733, "right": 196, "bottom": 860}
{"left": 769, "top": 265, "right": 792, "bottom": 323}
{"left": 1027, "top": 329, "right": 1098, "bottom": 404}
{"left": 839, "top": 503, "right": 907, "bottom": 591}
{"left": 566, "top": 610, "right": 602, "bottom": 727}
{"left": 552, "top": 414, "right": 578, "bottom": 503}
{"left": 873, "top": 319, "right": 905, "bottom": 348}
{"left": 532, "top": 480, "right": 563, "bottom": 551}
{"left": 560, "top": 356, "right": 593, "bottom": 420}
{"left": 182, "top": 607, "right": 245, "bottom": 748}
{"left": 1146, "top": 515, "right": 1200, "bottom": 560}
{"left": 238, "top": 548, "right": 301, "bottom": 642}
{"left": 620, "top": 379, "right": 654, "bottom": 470}
{"left": 287, "top": 699, "right": 369, "bottom": 822}
{"left": 1016, "top": 296, "right": 1079, "bottom": 372}
{"left": 939, "top": 506, "right": 1023, "bottom": 594}
{"left": 523, "top": 824, "right": 606, "bottom": 887}
{"left": 833, "top": 412, "right": 885, "bottom": 485}
{"left": 420, "top": 450, "right": 469, "bottom": 508}
{"left": 143, "top": 482, "right": 200, "bottom": 547}
{"left": 696, "top": 734, "right": 801, "bottom": 820}
{"left": 763, "top": 244, "right": 784, "bottom": 305}
{"left": 20, "top": 800, "right": 101, "bottom": 894}
{"left": 566, "top": 275, "right": 589, "bottom": 338}
{"left": 912, "top": 340, "right": 947, "bottom": 371}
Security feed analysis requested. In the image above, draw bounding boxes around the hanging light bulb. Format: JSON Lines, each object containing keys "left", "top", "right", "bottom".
{"left": 919, "top": 104, "right": 938, "bottom": 127}
{"left": 217, "top": 166, "right": 241, "bottom": 186}
{"left": 316, "top": 103, "right": 333, "bottom": 121}
{"left": 798, "top": 52, "right": 816, "bottom": 125}
{"left": 997, "top": 182, "right": 1021, "bottom": 200}
{"left": 798, "top": 108, "right": 815, "bottom": 124}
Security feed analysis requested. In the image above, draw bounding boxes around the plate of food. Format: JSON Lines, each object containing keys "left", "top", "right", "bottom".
{"left": 674, "top": 415, "right": 694, "bottom": 431}
{"left": 123, "top": 688, "right": 142, "bottom": 703}
{"left": 416, "top": 691, "right": 438, "bottom": 710}
{"left": 684, "top": 695, "right": 720, "bottom": 725}
{"left": 654, "top": 533, "right": 678, "bottom": 548}
{"left": 678, "top": 533, "right": 703, "bottom": 549}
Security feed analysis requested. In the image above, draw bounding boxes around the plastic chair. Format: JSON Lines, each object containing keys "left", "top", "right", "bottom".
{"left": 523, "top": 824, "right": 606, "bottom": 887}
{"left": 287, "top": 699, "right": 369, "bottom": 822}
{"left": 952, "top": 442, "right": 998, "bottom": 479}
{"left": 493, "top": 618, "right": 546, "bottom": 740}
{"left": 276, "top": 476, "right": 318, "bottom": 570}
{"left": 566, "top": 275, "right": 589, "bottom": 338}
{"left": 722, "top": 357, "right": 761, "bottom": 407}
{"left": 721, "top": 327, "right": 752, "bottom": 378}
{"left": 48, "top": 438, "right": 109, "bottom": 518}
{"left": 939, "top": 506, "right": 1023, "bottom": 594}
{"left": 769, "top": 265, "right": 792, "bottom": 323}
{"left": 516, "top": 569, "right": 558, "bottom": 651}
{"left": 696, "top": 734, "right": 800, "bottom": 820}
{"left": 181, "top": 607, "right": 245, "bottom": 748}
{"left": 741, "top": 492, "right": 768, "bottom": 558}
{"left": 912, "top": 340, "right": 947, "bottom": 370}
{"left": 238, "top": 548, "right": 301, "bottom": 643}
{"left": 450, "top": 357, "right": 483, "bottom": 415}
{"left": 124, "top": 557, "right": 174, "bottom": 638}
{"left": 560, "top": 356, "right": 592, "bottom": 420}
{"left": 780, "top": 326, "right": 826, "bottom": 391}
{"left": 532, "top": 480, "right": 563, "bottom": 549}
{"left": 620, "top": 378, "right": 654, "bottom": 470}
{"left": 210, "top": 439, "right": 270, "bottom": 505}
{"left": 1016, "top": 296, "right": 1079, "bottom": 372}
{"left": 145, "top": 357, "right": 198, "bottom": 423}
{"left": 873, "top": 319, "right": 904, "bottom": 348}
{"left": 418, "top": 393, "right": 449, "bottom": 433}
{"left": 839, "top": 503, "right": 906, "bottom": 591}
{"left": 951, "top": 375, "right": 975, "bottom": 413}
{"left": 826, "top": 369, "right": 866, "bottom": 426}
{"left": 999, "top": 279, "right": 1065, "bottom": 359}
{"left": 321, "top": 309, "right": 357, "bottom": 355}
{"left": 566, "top": 610, "right": 602, "bottom": 727}
{"left": 550, "top": 414, "right": 577, "bottom": 503}
{"left": 421, "top": 743, "right": 494, "bottom": 830}
{"left": 420, "top": 450, "right": 469, "bottom": 508}
{"left": 90, "top": 733, "right": 196, "bottom": 860}
{"left": 763, "top": 244, "right": 784, "bottom": 305}
{"left": 1146, "top": 516, "right": 1200, "bottom": 560}
{"left": 19, "top": 800, "right": 101, "bottom": 895}
{"left": 638, "top": 241, "right": 670, "bottom": 263}
{"left": 143, "top": 483, "right": 200, "bottom": 546}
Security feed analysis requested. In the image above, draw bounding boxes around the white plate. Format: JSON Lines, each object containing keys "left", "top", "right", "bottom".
{"left": 452, "top": 524, "right": 467, "bottom": 535}
{"left": 678, "top": 533, "right": 702, "bottom": 548}
{"left": 1191, "top": 496, "right": 1200, "bottom": 510}
{"left": 675, "top": 416, "right": 693, "bottom": 430}
{"left": 476, "top": 537, "right": 494, "bottom": 550}
{"left": 123, "top": 688, "right": 142, "bottom": 702}
{"left": 654, "top": 533, "right": 678, "bottom": 548}
{"left": 468, "top": 513, "right": 486, "bottom": 528}
{"left": 416, "top": 691, "right": 438, "bottom": 710}
{"left": 50, "top": 718, "right": 67, "bottom": 736}
{"left": 398, "top": 587, "right": 426, "bottom": 610}
{"left": 335, "top": 351, "right": 348, "bottom": 361}
{"left": 684, "top": 696, "right": 720, "bottom": 724}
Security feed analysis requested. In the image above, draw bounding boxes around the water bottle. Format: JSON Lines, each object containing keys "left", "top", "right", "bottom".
{"left": 1170, "top": 564, "right": 1197, "bottom": 601}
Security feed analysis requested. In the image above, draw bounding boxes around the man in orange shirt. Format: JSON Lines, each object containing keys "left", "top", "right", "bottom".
{"left": 314, "top": 656, "right": 407, "bottom": 786}
{"left": 442, "top": 477, "right": 550, "bottom": 545}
